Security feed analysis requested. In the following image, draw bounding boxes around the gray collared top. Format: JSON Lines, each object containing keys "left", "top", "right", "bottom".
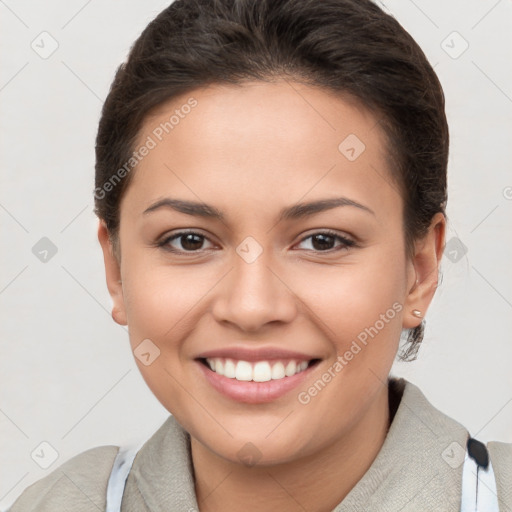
{"left": 8, "top": 377, "right": 512, "bottom": 511}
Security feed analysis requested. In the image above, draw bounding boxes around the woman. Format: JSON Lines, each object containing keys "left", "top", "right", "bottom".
{"left": 9, "top": 0, "right": 511, "bottom": 511}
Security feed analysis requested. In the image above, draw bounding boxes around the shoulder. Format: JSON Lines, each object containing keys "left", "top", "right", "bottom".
{"left": 8, "top": 445, "right": 119, "bottom": 512}
{"left": 488, "top": 438, "right": 512, "bottom": 463}
{"left": 487, "top": 440, "right": 512, "bottom": 510}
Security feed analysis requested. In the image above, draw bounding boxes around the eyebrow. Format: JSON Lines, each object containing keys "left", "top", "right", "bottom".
{"left": 143, "top": 196, "right": 375, "bottom": 222}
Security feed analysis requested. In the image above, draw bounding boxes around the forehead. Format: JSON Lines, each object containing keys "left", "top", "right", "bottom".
{"left": 122, "top": 80, "right": 399, "bottom": 223}
{"left": 140, "top": 80, "right": 383, "bottom": 157}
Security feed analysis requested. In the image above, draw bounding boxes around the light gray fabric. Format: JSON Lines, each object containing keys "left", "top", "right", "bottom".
{"left": 8, "top": 377, "right": 512, "bottom": 511}
{"left": 488, "top": 441, "right": 512, "bottom": 512}
{"left": 8, "top": 445, "right": 119, "bottom": 512}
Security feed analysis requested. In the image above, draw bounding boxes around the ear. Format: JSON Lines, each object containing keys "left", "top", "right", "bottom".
{"left": 402, "top": 212, "right": 446, "bottom": 329}
{"left": 97, "top": 221, "right": 127, "bottom": 326}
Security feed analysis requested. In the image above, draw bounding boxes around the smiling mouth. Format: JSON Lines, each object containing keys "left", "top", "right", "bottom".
{"left": 198, "top": 357, "right": 321, "bottom": 382}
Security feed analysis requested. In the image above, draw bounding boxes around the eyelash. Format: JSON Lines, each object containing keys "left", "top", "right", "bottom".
{"left": 157, "top": 229, "right": 357, "bottom": 255}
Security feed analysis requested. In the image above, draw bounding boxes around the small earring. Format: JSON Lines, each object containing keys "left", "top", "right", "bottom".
{"left": 412, "top": 309, "right": 422, "bottom": 318}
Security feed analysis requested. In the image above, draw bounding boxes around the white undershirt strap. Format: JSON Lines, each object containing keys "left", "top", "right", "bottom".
{"left": 105, "top": 444, "right": 142, "bottom": 512}
{"left": 460, "top": 439, "right": 500, "bottom": 511}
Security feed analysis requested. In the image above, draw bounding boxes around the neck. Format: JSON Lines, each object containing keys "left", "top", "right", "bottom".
{"left": 191, "top": 382, "right": 391, "bottom": 512}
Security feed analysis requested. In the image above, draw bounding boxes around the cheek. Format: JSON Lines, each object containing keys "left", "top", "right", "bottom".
{"left": 120, "top": 254, "right": 222, "bottom": 362}
{"left": 119, "top": 260, "right": 210, "bottom": 414}
{"left": 123, "top": 270, "right": 200, "bottom": 341}
{"left": 297, "top": 246, "right": 406, "bottom": 345}
{"left": 289, "top": 250, "right": 406, "bottom": 437}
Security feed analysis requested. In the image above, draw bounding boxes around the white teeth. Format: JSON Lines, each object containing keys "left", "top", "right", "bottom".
{"left": 271, "top": 361, "right": 285, "bottom": 380}
{"left": 205, "top": 358, "right": 311, "bottom": 381}
{"left": 224, "top": 359, "right": 236, "bottom": 378}
{"left": 235, "top": 361, "right": 253, "bottom": 381}
{"left": 285, "top": 361, "right": 297, "bottom": 377}
{"left": 253, "top": 361, "right": 272, "bottom": 382}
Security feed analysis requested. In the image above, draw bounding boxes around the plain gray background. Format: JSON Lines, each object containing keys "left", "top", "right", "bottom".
{"left": 1, "top": 0, "right": 511, "bottom": 509}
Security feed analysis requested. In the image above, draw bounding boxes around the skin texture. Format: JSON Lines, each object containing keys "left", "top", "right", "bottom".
{"left": 98, "top": 80, "right": 445, "bottom": 511}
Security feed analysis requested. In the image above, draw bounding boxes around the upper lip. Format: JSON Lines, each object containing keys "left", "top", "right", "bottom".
{"left": 194, "top": 346, "right": 321, "bottom": 362}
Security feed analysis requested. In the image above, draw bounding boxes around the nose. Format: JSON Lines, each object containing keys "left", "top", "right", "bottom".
{"left": 211, "top": 245, "right": 297, "bottom": 333}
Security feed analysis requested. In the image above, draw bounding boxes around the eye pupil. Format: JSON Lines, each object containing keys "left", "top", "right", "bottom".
{"left": 181, "top": 233, "right": 203, "bottom": 251}
{"left": 311, "top": 234, "right": 334, "bottom": 251}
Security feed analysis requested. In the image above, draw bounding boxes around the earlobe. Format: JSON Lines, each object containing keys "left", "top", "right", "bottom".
{"left": 403, "top": 212, "right": 446, "bottom": 329}
{"left": 97, "top": 221, "right": 127, "bottom": 326}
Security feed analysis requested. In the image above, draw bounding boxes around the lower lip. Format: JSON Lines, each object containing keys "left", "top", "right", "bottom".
{"left": 196, "top": 360, "right": 317, "bottom": 404}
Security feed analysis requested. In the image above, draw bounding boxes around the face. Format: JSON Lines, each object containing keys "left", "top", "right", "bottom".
{"left": 99, "top": 80, "right": 443, "bottom": 466}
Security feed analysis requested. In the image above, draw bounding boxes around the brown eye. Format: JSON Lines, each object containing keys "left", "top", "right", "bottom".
{"left": 296, "top": 231, "right": 355, "bottom": 252}
{"left": 159, "top": 231, "right": 214, "bottom": 253}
